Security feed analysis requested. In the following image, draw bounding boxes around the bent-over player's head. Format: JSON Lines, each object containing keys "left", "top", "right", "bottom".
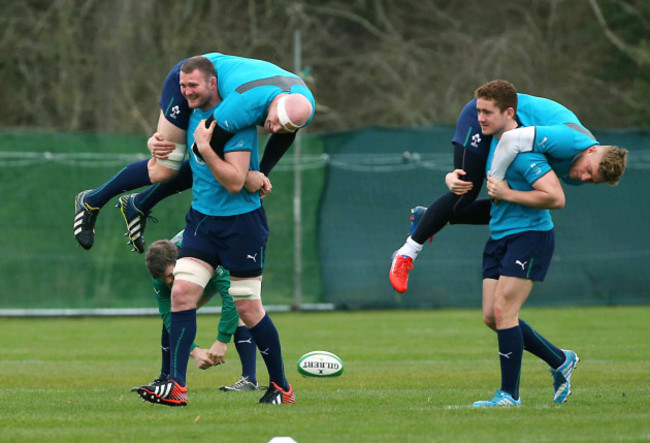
{"left": 569, "top": 145, "right": 628, "bottom": 185}
{"left": 599, "top": 145, "right": 628, "bottom": 185}
{"left": 266, "top": 93, "right": 314, "bottom": 133}
{"left": 145, "top": 240, "right": 178, "bottom": 286}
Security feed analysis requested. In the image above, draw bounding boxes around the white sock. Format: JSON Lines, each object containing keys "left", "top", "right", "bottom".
{"left": 396, "top": 236, "right": 423, "bottom": 260}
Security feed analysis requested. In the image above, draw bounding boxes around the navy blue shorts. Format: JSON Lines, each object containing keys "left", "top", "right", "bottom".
{"left": 178, "top": 206, "right": 269, "bottom": 278}
{"left": 158, "top": 59, "right": 191, "bottom": 130}
{"left": 482, "top": 229, "right": 555, "bottom": 282}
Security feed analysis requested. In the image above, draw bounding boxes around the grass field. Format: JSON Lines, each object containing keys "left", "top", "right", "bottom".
{"left": 1, "top": 306, "right": 649, "bottom": 442}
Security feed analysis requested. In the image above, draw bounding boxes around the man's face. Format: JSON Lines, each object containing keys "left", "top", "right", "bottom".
{"left": 569, "top": 146, "right": 605, "bottom": 183}
{"left": 179, "top": 69, "right": 214, "bottom": 111}
{"left": 476, "top": 98, "right": 511, "bottom": 138}
{"left": 160, "top": 263, "right": 175, "bottom": 288}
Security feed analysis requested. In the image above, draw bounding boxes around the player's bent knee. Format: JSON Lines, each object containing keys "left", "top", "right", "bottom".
{"left": 148, "top": 163, "right": 179, "bottom": 183}
{"left": 229, "top": 279, "right": 262, "bottom": 301}
{"left": 173, "top": 258, "right": 212, "bottom": 288}
{"left": 483, "top": 315, "right": 497, "bottom": 330}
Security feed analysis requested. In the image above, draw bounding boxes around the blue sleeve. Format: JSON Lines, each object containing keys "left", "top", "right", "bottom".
{"left": 513, "top": 153, "right": 552, "bottom": 186}
{"left": 223, "top": 127, "right": 260, "bottom": 172}
{"left": 213, "top": 94, "right": 260, "bottom": 132}
{"left": 533, "top": 124, "right": 597, "bottom": 160}
{"left": 223, "top": 127, "right": 257, "bottom": 153}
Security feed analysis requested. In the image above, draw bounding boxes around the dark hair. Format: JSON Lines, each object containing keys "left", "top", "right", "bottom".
{"left": 145, "top": 240, "right": 178, "bottom": 279}
{"left": 180, "top": 56, "right": 217, "bottom": 81}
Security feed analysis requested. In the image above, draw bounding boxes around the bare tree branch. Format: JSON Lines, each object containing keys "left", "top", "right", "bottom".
{"left": 588, "top": 0, "right": 650, "bottom": 66}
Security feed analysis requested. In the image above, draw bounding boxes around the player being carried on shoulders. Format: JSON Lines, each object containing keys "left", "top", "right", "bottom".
{"left": 389, "top": 80, "right": 627, "bottom": 293}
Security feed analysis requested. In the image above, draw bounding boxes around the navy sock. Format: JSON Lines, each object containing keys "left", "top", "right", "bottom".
{"left": 133, "top": 160, "right": 192, "bottom": 212}
{"left": 497, "top": 325, "right": 524, "bottom": 400}
{"left": 84, "top": 159, "right": 151, "bottom": 208}
{"left": 249, "top": 313, "right": 288, "bottom": 390}
{"left": 160, "top": 325, "right": 170, "bottom": 379}
{"left": 169, "top": 309, "right": 197, "bottom": 387}
{"left": 519, "top": 319, "right": 565, "bottom": 369}
{"left": 234, "top": 325, "right": 258, "bottom": 384}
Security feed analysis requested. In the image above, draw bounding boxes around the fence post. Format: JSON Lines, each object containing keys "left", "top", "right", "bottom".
{"left": 293, "top": 29, "right": 303, "bottom": 309}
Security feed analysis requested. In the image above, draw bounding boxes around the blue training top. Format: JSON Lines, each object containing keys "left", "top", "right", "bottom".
{"left": 516, "top": 94, "right": 598, "bottom": 182}
{"left": 486, "top": 146, "right": 554, "bottom": 240}
{"left": 187, "top": 105, "right": 261, "bottom": 216}
{"left": 202, "top": 52, "right": 316, "bottom": 132}
{"left": 452, "top": 93, "right": 582, "bottom": 155}
{"left": 515, "top": 94, "right": 581, "bottom": 128}
{"left": 158, "top": 53, "right": 315, "bottom": 133}
{"left": 537, "top": 124, "right": 599, "bottom": 185}
{"left": 453, "top": 94, "right": 595, "bottom": 184}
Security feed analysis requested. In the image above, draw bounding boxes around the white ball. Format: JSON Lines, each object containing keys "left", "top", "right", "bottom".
{"left": 297, "top": 350, "right": 344, "bottom": 377}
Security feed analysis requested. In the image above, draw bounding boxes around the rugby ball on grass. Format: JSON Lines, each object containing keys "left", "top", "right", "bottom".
{"left": 297, "top": 350, "right": 344, "bottom": 377}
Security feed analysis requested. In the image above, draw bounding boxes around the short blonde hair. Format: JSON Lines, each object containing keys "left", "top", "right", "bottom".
{"left": 599, "top": 145, "right": 628, "bottom": 185}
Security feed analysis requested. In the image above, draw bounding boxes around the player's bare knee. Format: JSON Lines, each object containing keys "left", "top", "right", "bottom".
{"left": 235, "top": 302, "right": 254, "bottom": 325}
{"left": 235, "top": 301, "right": 265, "bottom": 327}
{"left": 148, "top": 145, "right": 185, "bottom": 183}
{"left": 492, "top": 307, "right": 504, "bottom": 324}
{"left": 230, "top": 280, "right": 264, "bottom": 325}
{"left": 148, "top": 163, "right": 179, "bottom": 184}
{"left": 170, "top": 280, "right": 201, "bottom": 310}
{"left": 483, "top": 314, "right": 497, "bottom": 330}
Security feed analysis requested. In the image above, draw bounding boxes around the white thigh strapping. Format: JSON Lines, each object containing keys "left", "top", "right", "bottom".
{"left": 228, "top": 279, "right": 262, "bottom": 301}
{"left": 173, "top": 258, "right": 212, "bottom": 288}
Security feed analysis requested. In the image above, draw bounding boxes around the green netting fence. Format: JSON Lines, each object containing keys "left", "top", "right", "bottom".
{"left": 0, "top": 131, "right": 324, "bottom": 311}
{"left": 1, "top": 127, "right": 649, "bottom": 312}
{"left": 318, "top": 126, "right": 650, "bottom": 309}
